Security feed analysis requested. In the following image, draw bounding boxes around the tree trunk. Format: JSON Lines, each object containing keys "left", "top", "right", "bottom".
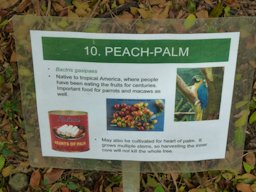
{"left": 202, "top": 67, "right": 223, "bottom": 120}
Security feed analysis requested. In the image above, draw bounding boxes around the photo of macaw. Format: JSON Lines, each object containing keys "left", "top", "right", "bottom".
{"left": 190, "top": 75, "right": 208, "bottom": 120}
{"left": 175, "top": 67, "right": 224, "bottom": 122}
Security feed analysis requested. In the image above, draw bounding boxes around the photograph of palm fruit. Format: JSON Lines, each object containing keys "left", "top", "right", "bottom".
{"left": 175, "top": 67, "right": 224, "bottom": 121}
{"left": 107, "top": 99, "right": 165, "bottom": 131}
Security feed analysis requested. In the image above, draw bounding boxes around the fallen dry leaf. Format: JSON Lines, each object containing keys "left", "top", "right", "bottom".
{"left": 68, "top": 9, "right": 79, "bottom": 17}
{"left": 75, "top": 8, "right": 90, "bottom": 17}
{"left": 245, "top": 152, "right": 256, "bottom": 167}
{"left": 10, "top": 51, "right": 17, "bottom": 63}
{"left": 236, "top": 183, "right": 252, "bottom": 192}
{"left": 2, "top": 165, "right": 14, "bottom": 177}
{"left": 44, "top": 169, "right": 64, "bottom": 184}
{"left": 184, "top": 14, "right": 197, "bottom": 30}
{"left": 238, "top": 173, "right": 256, "bottom": 180}
{"left": 49, "top": 182, "right": 65, "bottom": 192}
{"left": 57, "top": 0, "right": 67, "bottom": 7}
{"left": 118, "top": 0, "right": 125, "bottom": 5}
{"left": 71, "top": 171, "right": 85, "bottom": 181}
{"left": 1, "top": 119, "right": 11, "bottom": 131}
{"left": 152, "top": 6, "right": 163, "bottom": 17}
{"left": 149, "top": 0, "right": 166, "bottom": 6}
{"left": 117, "top": 11, "right": 134, "bottom": 20}
{"left": 14, "top": 161, "right": 30, "bottom": 173}
{"left": 153, "top": 1, "right": 171, "bottom": 19}
{"left": 250, "top": 184, "right": 256, "bottom": 192}
{"left": 113, "top": 187, "right": 123, "bottom": 192}
{"left": 16, "top": 0, "right": 30, "bottom": 13}
{"left": 30, "top": 170, "right": 41, "bottom": 188}
{"left": 0, "top": 0, "right": 19, "bottom": 9}
{"left": 204, "top": 0, "right": 213, "bottom": 6}
{"left": 31, "top": 0, "right": 41, "bottom": 16}
{"left": 206, "top": 187, "right": 215, "bottom": 192}
{"left": 52, "top": 2, "right": 64, "bottom": 12}
{"left": 225, "top": 0, "right": 237, "bottom": 6}
{"left": 19, "top": 151, "right": 28, "bottom": 157}
{"left": 73, "top": 0, "right": 91, "bottom": 17}
{"left": 196, "top": 10, "right": 209, "bottom": 18}
{"left": 130, "top": 7, "right": 138, "bottom": 15}
{"left": 137, "top": 9, "right": 153, "bottom": 19}
{"left": 61, "top": 186, "right": 70, "bottom": 192}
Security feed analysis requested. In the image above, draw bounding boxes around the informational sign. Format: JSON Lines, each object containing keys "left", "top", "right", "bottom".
{"left": 30, "top": 31, "right": 239, "bottom": 161}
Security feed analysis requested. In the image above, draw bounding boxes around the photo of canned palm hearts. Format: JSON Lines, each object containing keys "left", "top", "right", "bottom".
{"left": 48, "top": 110, "right": 89, "bottom": 152}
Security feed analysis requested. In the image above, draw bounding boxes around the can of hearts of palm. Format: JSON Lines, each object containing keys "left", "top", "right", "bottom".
{"left": 48, "top": 110, "right": 89, "bottom": 152}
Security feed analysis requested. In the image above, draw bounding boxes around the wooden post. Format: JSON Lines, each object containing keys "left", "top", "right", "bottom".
{"left": 122, "top": 161, "right": 140, "bottom": 192}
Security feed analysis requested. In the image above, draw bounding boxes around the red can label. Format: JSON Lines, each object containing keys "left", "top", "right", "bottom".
{"left": 48, "top": 111, "right": 89, "bottom": 152}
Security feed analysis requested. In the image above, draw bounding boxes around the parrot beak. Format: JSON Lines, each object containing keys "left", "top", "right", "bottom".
{"left": 189, "top": 76, "right": 200, "bottom": 85}
{"left": 189, "top": 78, "right": 196, "bottom": 86}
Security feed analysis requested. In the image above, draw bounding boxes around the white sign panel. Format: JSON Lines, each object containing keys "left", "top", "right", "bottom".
{"left": 30, "top": 31, "right": 239, "bottom": 161}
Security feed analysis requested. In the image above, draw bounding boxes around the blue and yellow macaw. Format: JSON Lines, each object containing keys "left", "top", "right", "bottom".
{"left": 190, "top": 76, "right": 208, "bottom": 120}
